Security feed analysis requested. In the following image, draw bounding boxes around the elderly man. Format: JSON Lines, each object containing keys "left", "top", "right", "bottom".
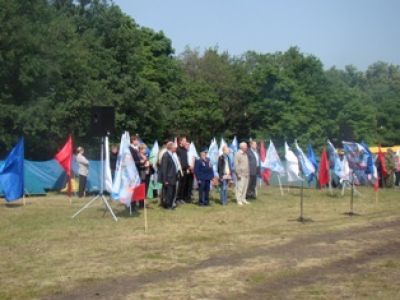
{"left": 247, "top": 140, "right": 260, "bottom": 200}
{"left": 159, "top": 142, "right": 179, "bottom": 209}
{"left": 76, "top": 146, "right": 89, "bottom": 198}
{"left": 234, "top": 142, "right": 250, "bottom": 205}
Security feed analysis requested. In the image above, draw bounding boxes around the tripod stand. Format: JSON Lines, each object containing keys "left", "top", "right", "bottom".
{"left": 72, "top": 137, "right": 118, "bottom": 222}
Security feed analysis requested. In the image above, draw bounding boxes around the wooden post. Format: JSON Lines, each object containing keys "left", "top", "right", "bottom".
{"left": 144, "top": 199, "right": 148, "bottom": 233}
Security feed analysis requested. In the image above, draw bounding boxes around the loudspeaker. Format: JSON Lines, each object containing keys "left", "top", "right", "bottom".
{"left": 91, "top": 106, "right": 115, "bottom": 137}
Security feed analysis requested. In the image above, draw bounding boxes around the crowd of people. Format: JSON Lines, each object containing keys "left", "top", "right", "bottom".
{"left": 74, "top": 135, "right": 400, "bottom": 208}
{"left": 155, "top": 137, "right": 261, "bottom": 209}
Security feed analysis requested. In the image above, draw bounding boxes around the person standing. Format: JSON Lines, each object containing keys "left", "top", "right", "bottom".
{"left": 194, "top": 148, "right": 214, "bottom": 206}
{"left": 76, "top": 146, "right": 89, "bottom": 198}
{"left": 395, "top": 151, "right": 400, "bottom": 188}
{"left": 234, "top": 142, "right": 250, "bottom": 205}
{"left": 247, "top": 140, "right": 260, "bottom": 200}
{"left": 129, "top": 134, "right": 141, "bottom": 172}
{"left": 110, "top": 144, "right": 119, "bottom": 179}
{"left": 176, "top": 136, "right": 189, "bottom": 203}
{"left": 218, "top": 145, "right": 232, "bottom": 205}
{"left": 159, "top": 142, "right": 178, "bottom": 209}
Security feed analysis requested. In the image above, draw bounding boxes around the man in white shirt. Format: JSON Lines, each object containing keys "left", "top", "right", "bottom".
{"left": 76, "top": 146, "right": 89, "bottom": 197}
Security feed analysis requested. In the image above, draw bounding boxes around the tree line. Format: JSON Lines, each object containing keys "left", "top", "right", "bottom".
{"left": 1, "top": 0, "right": 399, "bottom": 160}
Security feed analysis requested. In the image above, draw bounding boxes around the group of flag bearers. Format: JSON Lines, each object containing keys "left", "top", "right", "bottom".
{"left": 0, "top": 134, "right": 394, "bottom": 211}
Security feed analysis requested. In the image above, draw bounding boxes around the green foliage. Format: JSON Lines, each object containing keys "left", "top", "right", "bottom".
{"left": 0, "top": 1, "right": 399, "bottom": 159}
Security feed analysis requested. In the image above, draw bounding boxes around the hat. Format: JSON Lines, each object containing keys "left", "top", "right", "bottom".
{"left": 200, "top": 147, "right": 209, "bottom": 153}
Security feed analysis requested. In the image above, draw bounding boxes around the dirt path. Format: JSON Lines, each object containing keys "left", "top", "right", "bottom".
{"left": 45, "top": 219, "right": 400, "bottom": 300}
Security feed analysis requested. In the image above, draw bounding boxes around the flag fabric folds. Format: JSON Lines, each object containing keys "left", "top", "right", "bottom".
{"left": 318, "top": 147, "right": 330, "bottom": 187}
{"left": 132, "top": 183, "right": 146, "bottom": 202}
{"left": 112, "top": 132, "right": 141, "bottom": 207}
{"left": 259, "top": 140, "right": 271, "bottom": 183}
{"left": 55, "top": 135, "right": 73, "bottom": 194}
{"left": 263, "top": 140, "right": 285, "bottom": 175}
{"left": 284, "top": 142, "right": 302, "bottom": 182}
{"left": 294, "top": 141, "right": 316, "bottom": 179}
{"left": 104, "top": 136, "right": 113, "bottom": 193}
{"left": 208, "top": 138, "right": 219, "bottom": 176}
{"left": 0, "top": 138, "right": 24, "bottom": 202}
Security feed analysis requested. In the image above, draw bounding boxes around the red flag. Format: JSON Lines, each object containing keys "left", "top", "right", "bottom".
{"left": 132, "top": 183, "right": 146, "bottom": 202}
{"left": 55, "top": 135, "right": 73, "bottom": 195}
{"left": 259, "top": 140, "right": 271, "bottom": 184}
{"left": 318, "top": 147, "right": 330, "bottom": 187}
{"left": 377, "top": 147, "right": 387, "bottom": 178}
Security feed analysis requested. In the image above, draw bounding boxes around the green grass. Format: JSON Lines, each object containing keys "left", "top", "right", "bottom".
{"left": 0, "top": 186, "right": 399, "bottom": 299}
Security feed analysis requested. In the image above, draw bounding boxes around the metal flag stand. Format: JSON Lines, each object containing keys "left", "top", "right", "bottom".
{"left": 72, "top": 137, "right": 118, "bottom": 222}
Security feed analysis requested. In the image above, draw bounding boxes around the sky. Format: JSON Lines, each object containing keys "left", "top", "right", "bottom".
{"left": 114, "top": 0, "right": 400, "bottom": 70}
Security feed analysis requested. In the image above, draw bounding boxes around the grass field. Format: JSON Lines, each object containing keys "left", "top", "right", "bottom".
{"left": 1, "top": 186, "right": 399, "bottom": 299}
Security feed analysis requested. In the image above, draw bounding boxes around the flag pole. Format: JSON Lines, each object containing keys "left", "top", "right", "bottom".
{"left": 144, "top": 198, "right": 148, "bottom": 233}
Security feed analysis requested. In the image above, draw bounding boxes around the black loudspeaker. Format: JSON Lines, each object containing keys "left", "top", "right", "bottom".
{"left": 91, "top": 106, "right": 115, "bottom": 137}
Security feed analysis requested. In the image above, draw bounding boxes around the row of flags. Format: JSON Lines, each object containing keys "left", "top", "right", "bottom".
{"left": 0, "top": 135, "right": 390, "bottom": 202}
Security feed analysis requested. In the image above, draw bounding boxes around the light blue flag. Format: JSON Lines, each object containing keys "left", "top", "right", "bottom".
{"left": 263, "top": 140, "right": 285, "bottom": 175}
{"left": 0, "top": 138, "right": 24, "bottom": 202}
{"left": 112, "top": 132, "right": 141, "bottom": 207}
{"left": 208, "top": 138, "right": 219, "bottom": 177}
{"left": 229, "top": 136, "right": 238, "bottom": 170}
{"left": 294, "top": 140, "right": 316, "bottom": 179}
{"left": 306, "top": 144, "right": 318, "bottom": 183}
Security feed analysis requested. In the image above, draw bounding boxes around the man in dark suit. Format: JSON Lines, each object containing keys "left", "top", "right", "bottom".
{"left": 247, "top": 140, "right": 260, "bottom": 199}
{"left": 194, "top": 148, "right": 215, "bottom": 206}
{"left": 176, "top": 136, "right": 192, "bottom": 203}
{"left": 159, "top": 142, "right": 178, "bottom": 209}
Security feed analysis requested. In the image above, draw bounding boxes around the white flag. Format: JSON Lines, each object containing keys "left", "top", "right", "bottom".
{"left": 285, "top": 142, "right": 302, "bottom": 182}
{"left": 104, "top": 136, "right": 113, "bottom": 193}
{"left": 112, "top": 132, "right": 141, "bottom": 207}
{"left": 218, "top": 138, "right": 227, "bottom": 156}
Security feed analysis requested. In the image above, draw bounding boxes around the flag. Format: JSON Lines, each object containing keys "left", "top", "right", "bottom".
{"left": 284, "top": 142, "right": 302, "bottom": 182}
{"left": 55, "top": 135, "right": 73, "bottom": 195}
{"left": 104, "top": 136, "right": 113, "bottom": 193}
{"left": 259, "top": 140, "right": 271, "bottom": 183}
{"left": 229, "top": 136, "right": 238, "bottom": 170}
{"left": 307, "top": 144, "right": 318, "bottom": 170}
{"left": 218, "top": 138, "right": 228, "bottom": 156}
{"left": 149, "top": 141, "right": 159, "bottom": 170}
{"left": 318, "top": 147, "right": 330, "bottom": 187}
{"left": 112, "top": 132, "right": 141, "bottom": 207}
{"left": 263, "top": 140, "right": 285, "bottom": 175}
{"left": 208, "top": 138, "right": 219, "bottom": 176}
{"left": 327, "top": 140, "right": 344, "bottom": 178}
{"left": 188, "top": 142, "right": 199, "bottom": 169}
{"left": 342, "top": 141, "right": 367, "bottom": 170}
{"left": 132, "top": 183, "right": 146, "bottom": 202}
{"left": 360, "top": 141, "right": 374, "bottom": 176}
{"left": 0, "top": 138, "right": 24, "bottom": 202}
{"left": 377, "top": 147, "right": 387, "bottom": 178}
{"left": 294, "top": 140, "right": 316, "bottom": 179}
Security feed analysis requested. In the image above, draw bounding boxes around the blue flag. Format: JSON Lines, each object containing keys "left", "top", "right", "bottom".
{"left": 307, "top": 144, "right": 318, "bottom": 170}
{"left": 0, "top": 138, "right": 24, "bottom": 202}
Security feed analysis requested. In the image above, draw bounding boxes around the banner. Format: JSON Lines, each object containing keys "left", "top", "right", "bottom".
{"left": 111, "top": 132, "right": 141, "bottom": 207}
{"left": 0, "top": 138, "right": 24, "bottom": 202}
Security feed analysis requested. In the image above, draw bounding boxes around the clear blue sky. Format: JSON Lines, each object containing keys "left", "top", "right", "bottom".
{"left": 114, "top": 0, "right": 400, "bottom": 70}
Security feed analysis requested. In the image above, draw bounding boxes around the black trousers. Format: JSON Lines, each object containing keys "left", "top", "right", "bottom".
{"left": 78, "top": 175, "right": 87, "bottom": 197}
{"left": 395, "top": 171, "right": 400, "bottom": 186}
{"left": 178, "top": 172, "right": 193, "bottom": 202}
{"left": 246, "top": 175, "right": 257, "bottom": 198}
{"left": 162, "top": 183, "right": 176, "bottom": 208}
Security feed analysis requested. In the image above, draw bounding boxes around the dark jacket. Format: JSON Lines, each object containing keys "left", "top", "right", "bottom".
{"left": 176, "top": 146, "right": 189, "bottom": 171}
{"left": 247, "top": 148, "right": 260, "bottom": 176}
{"left": 159, "top": 151, "right": 178, "bottom": 185}
{"left": 218, "top": 155, "right": 232, "bottom": 179}
{"left": 129, "top": 146, "right": 141, "bottom": 170}
{"left": 194, "top": 158, "right": 214, "bottom": 181}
